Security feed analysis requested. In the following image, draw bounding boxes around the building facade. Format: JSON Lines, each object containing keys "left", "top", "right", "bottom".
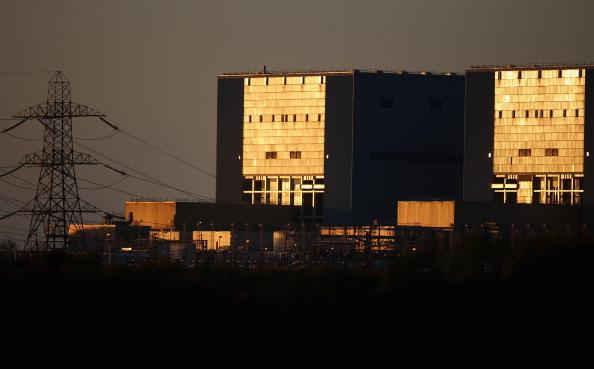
{"left": 464, "top": 64, "right": 594, "bottom": 209}
{"left": 217, "top": 69, "right": 465, "bottom": 225}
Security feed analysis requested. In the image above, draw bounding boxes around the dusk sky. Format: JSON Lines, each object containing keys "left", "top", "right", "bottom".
{"left": 2, "top": 0, "right": 594, "bottom": 233}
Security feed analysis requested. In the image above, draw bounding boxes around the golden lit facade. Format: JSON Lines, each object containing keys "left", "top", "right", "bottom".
{"left": 242, "top": 75, "right": 326, "bottom": 208}
{"left": 492, "top": 68, "right": 585, "bottom": 204}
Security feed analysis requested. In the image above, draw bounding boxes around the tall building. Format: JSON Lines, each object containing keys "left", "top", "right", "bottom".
{"left": 217, "top": 68, "right": 465, "bottom": 225}
{"left": 464, "top": 64, "right": 594, "bottom": 208}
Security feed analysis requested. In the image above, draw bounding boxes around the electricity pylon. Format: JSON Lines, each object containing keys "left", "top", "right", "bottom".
{"left": 6, "top": 71, "right": 105, "bottom": 251}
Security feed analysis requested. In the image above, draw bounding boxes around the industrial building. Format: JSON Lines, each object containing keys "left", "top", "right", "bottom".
{"left": 464, "top": 64, "right": 594, "bottom": 209}
{"left": 396, "top": 200, "right": 581, "bottom": 228}
{"left": 217, "top": 68, "right": 465, "bottom": 225}
{"left": 124, "top": 200, "right": 299, "bottom": 232}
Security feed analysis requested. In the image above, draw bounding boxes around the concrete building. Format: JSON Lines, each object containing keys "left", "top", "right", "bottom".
{"left": 397, "top": 200, "right": 581, "bottom": 228}
{"left": 464, "top": 64, "right": 594, "bottom": 208}
{"left": 217, "top": 68, "right": 465, "bottom": 225}
{"left": 124, "top": 201, "right": 299, "bottom": 232}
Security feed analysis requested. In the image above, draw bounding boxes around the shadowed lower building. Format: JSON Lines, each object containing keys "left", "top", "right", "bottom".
{"left": 217, "top": 68, "right": 465, "bottom": 225}
{"left": 464, "top": 64, "right": 594, "bottom": 209}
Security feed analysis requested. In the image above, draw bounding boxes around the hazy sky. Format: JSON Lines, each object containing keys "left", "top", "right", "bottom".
{"left": 2, "top": 0, "right": 594, "bottom": 236}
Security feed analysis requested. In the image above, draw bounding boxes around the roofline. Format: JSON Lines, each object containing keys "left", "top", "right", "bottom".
{"left": 467, "top": 63, "right": 594, "bottom": 72}
{"left": 218, "top": 68, "right": 462, "bottom": 79}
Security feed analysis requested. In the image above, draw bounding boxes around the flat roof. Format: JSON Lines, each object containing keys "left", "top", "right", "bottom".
{"left": 467, "top": 63, "right": 594, "bottom": 72}
{"left": 219, "top": 68, "right": 460, "bottom": 79}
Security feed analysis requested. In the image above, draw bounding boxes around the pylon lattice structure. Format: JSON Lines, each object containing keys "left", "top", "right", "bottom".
{"left": 12, "top": 72, "right": 106, "bottom": 251}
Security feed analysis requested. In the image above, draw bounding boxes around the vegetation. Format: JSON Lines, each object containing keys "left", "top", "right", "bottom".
{"left": 0, "top": 234, "right": 591, "bottom": 360}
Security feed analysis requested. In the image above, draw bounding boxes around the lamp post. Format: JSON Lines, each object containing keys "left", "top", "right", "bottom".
{"left": 106, "top": 232, "right": 112, "bottom": 265}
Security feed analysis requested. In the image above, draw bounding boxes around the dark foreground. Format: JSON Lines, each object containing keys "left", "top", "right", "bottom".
{"left": 1, "top": 237, "right": 592, "bottom": 364}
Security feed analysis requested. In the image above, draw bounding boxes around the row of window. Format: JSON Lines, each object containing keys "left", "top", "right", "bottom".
{"left": 497, "top": 109, "right": 582, "bottom": 119}
{"left": 518, "top": 148, "right": 559, "bottom": 157}
{"left": 265, "top": 151, "right": 302, "bottom": 159}
{"left": 246, "top": 76, "right": 326, "bottom": 86}
{"left": 247, "top": 114, "right": 323, "bottom": 123}
{"left": 496, "top": 69, "right": 583, "bottom": 80}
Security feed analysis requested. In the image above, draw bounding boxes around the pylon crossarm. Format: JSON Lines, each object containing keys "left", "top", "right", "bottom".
{"left": 19, "top": 151, "right": 99, "bottom": 166}
{"left": 12, "top": 102, "right": 105, "bottom": 119}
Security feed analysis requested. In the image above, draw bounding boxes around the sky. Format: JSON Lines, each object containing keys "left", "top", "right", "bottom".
{"left": 1, "top": 0, "right": 594, "bottom": 240}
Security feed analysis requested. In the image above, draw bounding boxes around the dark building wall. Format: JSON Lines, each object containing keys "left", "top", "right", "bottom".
{"left": 324, "top": 75, "right": 354, "bottom": 225}
{"left": 463, "top": 71, "right": 494, "bottom": 202}
{"left": 175, "top": 202, "right": 300, "bottom": 231}
{"left": 350, "top": 72, "right": 465, "bottom": 225}
{"left": 216, "top": 78, "right": 244, "bottom": 204}
{"left": 583, "top": 70, "right": 594, "bottom": 222}
{"left": 453, "top": 202, "right": 582, "bottom": 227}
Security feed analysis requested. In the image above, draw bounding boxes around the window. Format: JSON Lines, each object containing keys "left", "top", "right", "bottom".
{"left": 563, "top": 110, "right": 567, "bottom": 117}
{"left": 248, "top": 115, "right": 252, "bottom": 123}
{"left": 265, "top": 152, "right": 277, "bottom": 159}
{"left": 290, "top": 151, "right": 301, "bottom": 159}
{"left": 305, "top": 114, "right": 309, "bottom": 122}
{"left": 519, "top": 149, "right": 531, "bottom": 157}
{"left": 579, "top": 69, "right": 583, "bottom": 78}
{"left": 281, "top": 115, "right": 285, "bottom": 123}
{"left": 497, "top": 71, "right": 502, "bottom": 80}
{"left": 558, "top": 70, "right": 563, "bottom": 78}
{"left": 272, "top": 115, "right": 275, "bottom": 122}
{"left": 545, "top": 148, "right": 559, "bottom": 156}
{"left": 265, "top": 77, "right": 269, "bottom": 85}
{"left": 538, "top": 70, "right": 542, "bottom": 78}
{"left": 498, "top": 111, "right": 502, "bottom": 119}
{"left": 576, "top": 109, "right": 580, "bottom": 117}
{"left": 512, "top": 110, "right": 516, "bottom": 118}
{"left": 525, "top": 110, "right": 529, "bottom": 118}
{"left": 317, "top": 114, "right": 321, "bottom": 121}
{"left": 381, "top": 98, "right": 395, "bottom": 109}
{"left": 549, "top": 110, "right": 553, "bottom": 117}
{"left": 518, "top": 71, "right": 522, "bottom": 79}
{"left": 259, "top": 115, "right": 263, "bottom": 122}
{"left": 429, "top": 100, "right": 443, "bottom": 110}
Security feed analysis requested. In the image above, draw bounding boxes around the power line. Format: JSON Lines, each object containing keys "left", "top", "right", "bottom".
{"left": 3, "top": 132, "right": 40, "bottom": 141}
{"left": 0, "top": 70, "right": 56, "bottom": 75}
{"left": 75, "top": 141, "right": 213, "bottom": 201}
{"left": 74, "top": 131, "right": 121, "bottom": 141}
{"left": 0, "top": 193, "right": 25, "bottom": 207}
{"left": 0, "top": 224, "right": 28, "bottom": 231}
{"left": 100, "top": 117, "right": 241, "bottom": 191}
{"left": 79, "top": 175, "right": 129, "bottom": 190}
{"left": 0, "top": 177, "right": 36, "bottom": 191}
{"left": 0, "top": 164, "right": 24, "bottom": 178}
{"left": 78, "top": 176, "right": 144, "bottom": 199}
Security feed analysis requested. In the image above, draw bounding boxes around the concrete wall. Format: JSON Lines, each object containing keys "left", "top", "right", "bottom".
{"left": 125, "top": 201, "right": 176, "bottom": 229}
{"left": 397, "top": 201, "right": 455, "bottom": 228}
{"left": 351, "top": 72, "right": 465, "bottom": 225}
{"left": 397, "top": 200, "right": 582, "bottom": 228}
{"left": 463, "top": 71, "right": 495, "bottom": 202}
{"left": 216, "top": 77, "right": 244, "bottom": 204}
{"left": 324, "top": 74, "right": 354, "bottom": 225}
{"left": 125, "top": 201, "right": 300, "bottom": 232}
{"left": 584, "top": 70, "right": 594, "bottom": 223}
